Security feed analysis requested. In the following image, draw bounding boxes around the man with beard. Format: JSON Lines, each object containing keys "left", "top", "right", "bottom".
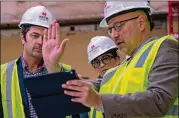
{"left": 62, "top": 1, "right": 178, "bottom": 118}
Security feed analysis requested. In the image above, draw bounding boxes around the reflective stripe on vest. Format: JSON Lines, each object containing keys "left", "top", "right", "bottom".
{"left": 92, "top": 109, "right": 96, "bottom": 118}
{"left": 166, "top": 100, "right": 179, "bottom": 117}
{"left": 3, "top": 60, "right": 73, "bottom": 118}
{"left": 91, "top": 67, "right": 119, "bottom": 118}
{"left": 100, "top": 66, "right": 119, "bottom": 87}
{"left": 135, "top": 42, "right": 155, "bottom": 67}
{"left": 95, "top": 36, "right": 178, "bottom": 118}
{"left": 100, "top": 41, "right": 155, "bottom": 87}
{"left": 167, "top": 105, "right": 178, "bottom": 116}
{"left": 101, "top": 39, "right": 156, "bottom": 88}
{"left": 92, "top": 41, "right": 156, "bottom": 118}
{"left": 6, "top": 61, "right": 15, "bottom": 118}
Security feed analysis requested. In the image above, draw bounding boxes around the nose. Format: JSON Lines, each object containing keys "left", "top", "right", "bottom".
{"left": 38, "top": 36, "right": 43, "bottom": 45}
{"left": 99, "top": 61, "right": 105, "bottom": 68}
{"left": 111, "top": 29, "right": 120, "bottom": 44}
{"left": 111, "top": 28, "right": 119, "bottom": 39}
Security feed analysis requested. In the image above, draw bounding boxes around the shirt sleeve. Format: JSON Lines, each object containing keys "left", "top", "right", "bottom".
{"left": 101, "top": 39, "right": 179, "bottom": 117}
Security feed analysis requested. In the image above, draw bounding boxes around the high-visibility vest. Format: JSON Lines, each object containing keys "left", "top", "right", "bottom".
{"left": 92, "top": 35, "right": 178, "bottom": 118}
{"left": 1, "top": 59, "right": 72, "bottom": 118}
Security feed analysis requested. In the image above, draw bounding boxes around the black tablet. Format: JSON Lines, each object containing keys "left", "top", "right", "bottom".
{"left": 23, "top": 70, "right": 90, "bottom": 118}
{"left": 24, "top": 70, "right": 78, "bottom": 98}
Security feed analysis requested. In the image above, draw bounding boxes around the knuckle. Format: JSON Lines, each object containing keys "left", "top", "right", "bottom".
{"left": 84, "top": 87, "right": 90, "bottom": 91}
{"left": 83, "top": 97, "right": 88, "bottom": 103}
{"left": 83, "top": 93, "right": 88, "bottom": 97}
{"left": 67, "top": 91, "right": 71, "bottom": 95}
{"left": 87, "top": 82, "right": 93, "bottom": 87}
{"left": 74, "top": 92, "right": 77, "bottom": 96}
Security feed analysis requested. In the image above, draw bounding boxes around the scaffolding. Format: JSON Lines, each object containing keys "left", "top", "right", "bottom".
{"left": 168, "top": 1, "right": 179, "bottom": 39}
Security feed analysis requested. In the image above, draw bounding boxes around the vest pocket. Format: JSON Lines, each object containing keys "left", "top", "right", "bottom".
{"left": 120, "top": 68, "right": 146, "bottom": 94}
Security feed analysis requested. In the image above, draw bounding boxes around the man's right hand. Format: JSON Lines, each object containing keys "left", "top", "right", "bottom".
{"left": 42, "top": 20, "right": 69, "bottom": 73}
{"left": 62, "top": 74, "right": 103, "bottom": 110}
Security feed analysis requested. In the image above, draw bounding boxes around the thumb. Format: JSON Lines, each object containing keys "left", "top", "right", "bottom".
{"left": 77, "top": 74, "right": 83, "bottom": 80}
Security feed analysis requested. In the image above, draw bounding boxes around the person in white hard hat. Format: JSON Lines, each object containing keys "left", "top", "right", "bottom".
{"left": 87, "top": 36, "right": 120, "bottom": 78}
{"left": 62, "top": 1, "right": 178, "bottom": 118}
{"left": 86, "top": 36, "right": 120, "bottom": 118}
{"left": 0, "top": 5, "right": 72, "bottom": 118}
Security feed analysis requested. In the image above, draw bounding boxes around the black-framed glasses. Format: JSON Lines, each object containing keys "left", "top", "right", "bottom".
{"left": 107, "top": 16, "right": 140, "bottom": 36}
{"left": 91, "top": 55, "right": 114, "bottom": 68}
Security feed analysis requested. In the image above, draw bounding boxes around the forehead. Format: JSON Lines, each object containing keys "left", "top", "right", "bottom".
{"left": 28, "top": 26, "right": 46, "bottom": 34}
{"left": 96, "top": 52, "right": 113, "bottom": 59}
{"left": 107, "top": 11, "right": 142, "bottom": 27}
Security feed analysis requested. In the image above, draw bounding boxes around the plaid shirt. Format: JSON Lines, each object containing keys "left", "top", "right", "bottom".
{"left": 21, "top": 57, "right": 48, "bottom": 118}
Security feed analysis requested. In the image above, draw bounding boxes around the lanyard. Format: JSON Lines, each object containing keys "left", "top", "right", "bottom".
{"left": 17, "top": 58, "right": 81, "bottom": 118}
{"left": 17, "top": 58, "right": 29, "bottom": 117}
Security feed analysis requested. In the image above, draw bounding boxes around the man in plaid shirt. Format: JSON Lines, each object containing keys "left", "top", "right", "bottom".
{"left": 0, "top": 5, "right": 74, "bottom": 118}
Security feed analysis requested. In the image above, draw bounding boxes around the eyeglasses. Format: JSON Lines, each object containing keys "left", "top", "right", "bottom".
{"left": 107, "top": 16, "right": 139, "bottom": 36}
{"left": 91, "top": 55, "right": 114, "bottom": 68}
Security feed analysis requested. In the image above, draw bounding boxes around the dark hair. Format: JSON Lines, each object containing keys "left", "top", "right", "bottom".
{"left": 104, "top": 48, "right": 119, "bottom": 59}
{"left": 20, "top": 24, "right": 33, "bottom": 41}
{"left": 106, "top": 8, "right": 154, "bottom": 31}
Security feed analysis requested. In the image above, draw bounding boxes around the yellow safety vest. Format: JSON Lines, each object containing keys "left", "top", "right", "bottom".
{"left": 1, "top": 59, "right": 72, "bottom": 118}
{"left": 92, "top": 35, "right": 178, "bottom": 118}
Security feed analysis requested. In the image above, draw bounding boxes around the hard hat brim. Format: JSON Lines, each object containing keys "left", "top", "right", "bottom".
{"left": 18, "top": 22, "right": 49, "bottom": 29}
{"left": 99, "top": 18, "right": 108, "bottom": 28}
{"left": 100, "top": 6, "right": 153, "bottom": 28}
{"left": 88, "top": 46, "right": 118, "bottom": 63}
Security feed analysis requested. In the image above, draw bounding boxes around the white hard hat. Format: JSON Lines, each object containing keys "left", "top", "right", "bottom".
{"left": 19, "top": 5, "right": 53, "bottom": 28}
{"left": 100, "top": 1, "right": 152, "bottom": 27}
{"left": 87, "top": 36, "right": 118, "bottom": 63}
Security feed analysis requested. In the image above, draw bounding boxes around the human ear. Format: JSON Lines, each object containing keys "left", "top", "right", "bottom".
{"left": 138, "top": 15, "right": 146, "bottom": 32}
{"left": 20, "top": 33, "right": 25, "bottom": 44}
